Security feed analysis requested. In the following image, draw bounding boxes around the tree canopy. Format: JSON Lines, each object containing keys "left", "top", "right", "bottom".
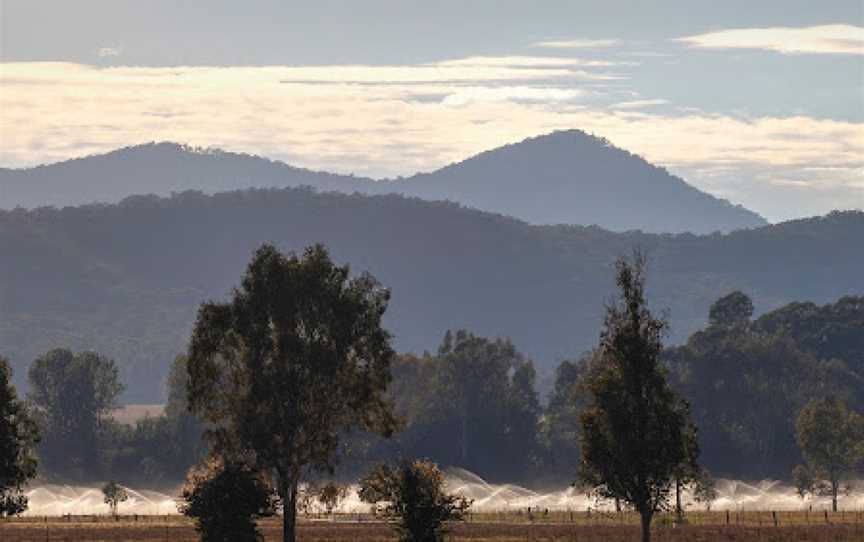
{"left": 359, "top": 459, "right": 471, "bottom": 542}
{"left": 0, "top": 356, "right": 39, "bottom": 517}
{"left": 186, "top": 243, "right": 398, "bottom": 542}
{"left": 27, "top": 348, "right": 123, "bottom": 480}
{"left": 579, "top": 253, "right": 695, "bottom": 542}
{"left": 180, "top": 456, "right": 278, "bottom": 542}
{"left": 793, "top": 397, "right": 864, "bottom": 511}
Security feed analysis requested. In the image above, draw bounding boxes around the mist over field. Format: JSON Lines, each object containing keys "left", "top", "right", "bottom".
{"left": 1, "top": 2, "right": 862, "bottom": 541}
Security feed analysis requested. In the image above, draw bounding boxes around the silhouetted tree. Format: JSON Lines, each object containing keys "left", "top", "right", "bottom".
{"left": 27, "top": 349, "right": 123, "bottom": 479}
{"left": 708, "top": 291, "right": 754, "bottom": 327}
{"left": 180, "top": 456, "right": 278, "bottom": 542}
{"left": 793, "top": 397, "right": 864, "bottom": 511}
{"left": 0, "top": 356, "right": 39, "bottom": 517}
{"left": 665, "top": 296, "right": 851, "bottom": 479}
{"left": 317, "top": 482, "right": 347, "bottom": 515}
{"left": 691, "top": 469, "right": 718, "bottom": 511}
{"left": 101, "top": 480, "right": 128, "bottom": 517}
{"left": 359, "top": 459, "right": 471, "bottom": 542}
{"left": 579, "top": 252, "right": 695, "bottom": 542}
{"left": 423, "top": 331, "right": 540, "bottom": 478}
{"left": 187, "top": 244, "right": 398, "bottom": 542}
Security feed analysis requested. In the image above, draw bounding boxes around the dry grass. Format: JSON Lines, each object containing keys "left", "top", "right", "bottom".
{"left": 2, "top": 512, "right": 864, "bottom": 541}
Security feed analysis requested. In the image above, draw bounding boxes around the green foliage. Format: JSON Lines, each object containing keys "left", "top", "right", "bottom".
{"left": 27, "top": 348, "right": 123, "bottom": 480}
{"left": 376, "top": 332, "right": 541, "bottom": 482}
{"left": 0, "top": 356, "right": 39, "bottom": 517}
{"left": 754, "top": 296, "right": 864, "bottom": 403}
{"left": 179, "top": 457, "right": 277, "bottom": 542}
{"left": 101, "top": 480, "right": 128, "bottom": 516}
{"left": 2, "top": 187, "right": 861, "bottom": 405}
{"left": 578, "top": 252, "right": 696, "bottom": 542}
{"left": 539, "top": 354, "right": 595, "bottom": 479}
{"left": 667, "top": 294, "right": 863, "bottom": 479}
{"left": 793, "top": 397, "right": 864, "bottom": 511}
{"left": 186, "top": 243, "right": 398, "bottom": 542}
{"left": 708, "top": 291, "right": 754, "bottom": 327}
{"left": 359, "top": 459, "right": 471, "bottom": 542}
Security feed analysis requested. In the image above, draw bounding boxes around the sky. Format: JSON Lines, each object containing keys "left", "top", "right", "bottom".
{"left": 1, "top": 0, "right": 862, "bottom": 222}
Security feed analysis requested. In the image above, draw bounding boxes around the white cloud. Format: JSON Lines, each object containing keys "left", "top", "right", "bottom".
{"left": 533, "top": 39, "right": 621, "bottom": 49}
{"left": 1, "top": 61, "right": 861, "bottom": 221}
{"left": 676, "top": 24, "right": 864, "bottom": 56}
{"left": 97, "top": 47, "right": 122, "bottom": 58}
{"left": 436, "top": 56, "right": 618, "bottom": 68}
{"left": 609, "top": 99, "right": 669, "bottom": 110}
{"left": 440, "top": 86, "right": 583, "bottom": 107}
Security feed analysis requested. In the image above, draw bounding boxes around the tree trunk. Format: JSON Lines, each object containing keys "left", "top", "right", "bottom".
{"left": 640, "top": 510, "right": 652, "bottom": 542}
{"left": 281, "top": 475, "right": 299, "bottom": 542}
{"left": 675, "top": 478, "right": 683, "bottom": 522}
{"left": 832, "top": 480, "right": 838, "bottom": 513}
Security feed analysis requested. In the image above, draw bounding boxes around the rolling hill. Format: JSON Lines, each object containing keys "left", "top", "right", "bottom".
{"left": 0, "top": 187, "right": 859, "bottom": 402}
{"left": 0, "top": 130, "right": 766, "bottom": 234}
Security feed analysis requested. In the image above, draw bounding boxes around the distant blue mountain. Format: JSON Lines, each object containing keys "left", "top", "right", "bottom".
{"left": 0, "top": 130, "right": 766, "bottom": 233}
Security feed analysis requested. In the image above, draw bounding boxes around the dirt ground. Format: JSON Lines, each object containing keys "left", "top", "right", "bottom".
{"left": 2, "top": 513, "right": 864, "bottom": 541}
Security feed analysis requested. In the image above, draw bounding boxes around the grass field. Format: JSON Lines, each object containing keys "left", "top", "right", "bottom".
{"left": 3, "top": 511, "right": 864, "bottom": 541}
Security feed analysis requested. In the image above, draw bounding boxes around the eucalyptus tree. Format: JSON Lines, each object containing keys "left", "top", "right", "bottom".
{"left": 0, "top": 356, "right": 39, "bottom": 516}
{"left": 187, "top": 244, "right": 398, "bottom": 542}
{"left": 27, "top": 348, "right": 123, "bottom": 479}
{"left": 793, "top": 397, "right": 864, "bottom": 511}
{"left": 579, "top": 253, "right": 696, "bottom": 542}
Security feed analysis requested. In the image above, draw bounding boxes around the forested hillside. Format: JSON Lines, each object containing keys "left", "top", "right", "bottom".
{"left": 0, "top": 131, "right": 766, "bottom": 233}
{"left": 664, "top": 294, "right": 864, "bottom": 479}
{"left": 0, "top": 188, "right": 860, "bottom": 402}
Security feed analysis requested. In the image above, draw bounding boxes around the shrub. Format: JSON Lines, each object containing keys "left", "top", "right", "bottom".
{"left": 179, "top": 457, "right": 278, "bottom": 542}
{"left": 359, "top": 459, "right": 471, "bottom": 542}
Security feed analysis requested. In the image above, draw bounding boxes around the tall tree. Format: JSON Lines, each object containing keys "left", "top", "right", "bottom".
{"left": 186, "top": 244, "right": 398, "bottom": 542}
{"left": 416, "top": 330, "right": 540, "bottom": 479}
{"left": 579, "top": 253, "right": 695, "bottom": 542}
{"left": 793, "top": 397, "right": 864, "bottom": 512}
{"left": 27, "top": 348, "right": 123, "bottom": 479}
{"left": 0, "top": 356, "right": 39, "bottom": 516}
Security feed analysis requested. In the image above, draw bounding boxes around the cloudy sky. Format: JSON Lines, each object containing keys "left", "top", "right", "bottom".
{"left": 1, "top": 0, "right": 862, "bottom": 221}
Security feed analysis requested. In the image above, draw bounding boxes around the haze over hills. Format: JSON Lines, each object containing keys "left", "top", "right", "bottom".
{"left": 0, "top": 130, "right": 767, "bottom": 234}
{"left": 0, "top": 185, "right": 859, "bottom": 402}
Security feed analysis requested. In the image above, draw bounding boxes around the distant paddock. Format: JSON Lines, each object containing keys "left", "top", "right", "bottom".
{"left": 3, "top": 511, "right": 864, "bottom": 541}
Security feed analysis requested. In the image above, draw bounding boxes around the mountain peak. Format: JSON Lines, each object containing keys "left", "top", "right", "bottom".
{"left": 400, "top": 130, "right": 767, "bottom": 233}
{"left": 1, "top": 131, "right": 767, "bottom": 233}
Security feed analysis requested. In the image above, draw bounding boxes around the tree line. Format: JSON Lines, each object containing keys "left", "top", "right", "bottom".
{"left": 3, "top": 185, "right": 861, "bottom": 405}
{"left": 2, "top": 244, "right": 863, "bottom": 542}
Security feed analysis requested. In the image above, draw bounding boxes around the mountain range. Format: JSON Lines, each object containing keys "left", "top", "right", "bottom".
{"left": 0, "top": 130, "right": 766, "bottom": 234}
{"left": 1, "top": 184, "right": 859, "bottom": 402}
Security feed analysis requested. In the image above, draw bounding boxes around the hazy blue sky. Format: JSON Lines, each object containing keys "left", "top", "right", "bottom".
{"left": 1, "top": 0, "right": 862, "bottom": 221}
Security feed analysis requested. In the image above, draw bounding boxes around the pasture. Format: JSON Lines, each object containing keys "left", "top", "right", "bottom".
{"left": 3, "top": 511, "right": 864, "bottom": 541}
